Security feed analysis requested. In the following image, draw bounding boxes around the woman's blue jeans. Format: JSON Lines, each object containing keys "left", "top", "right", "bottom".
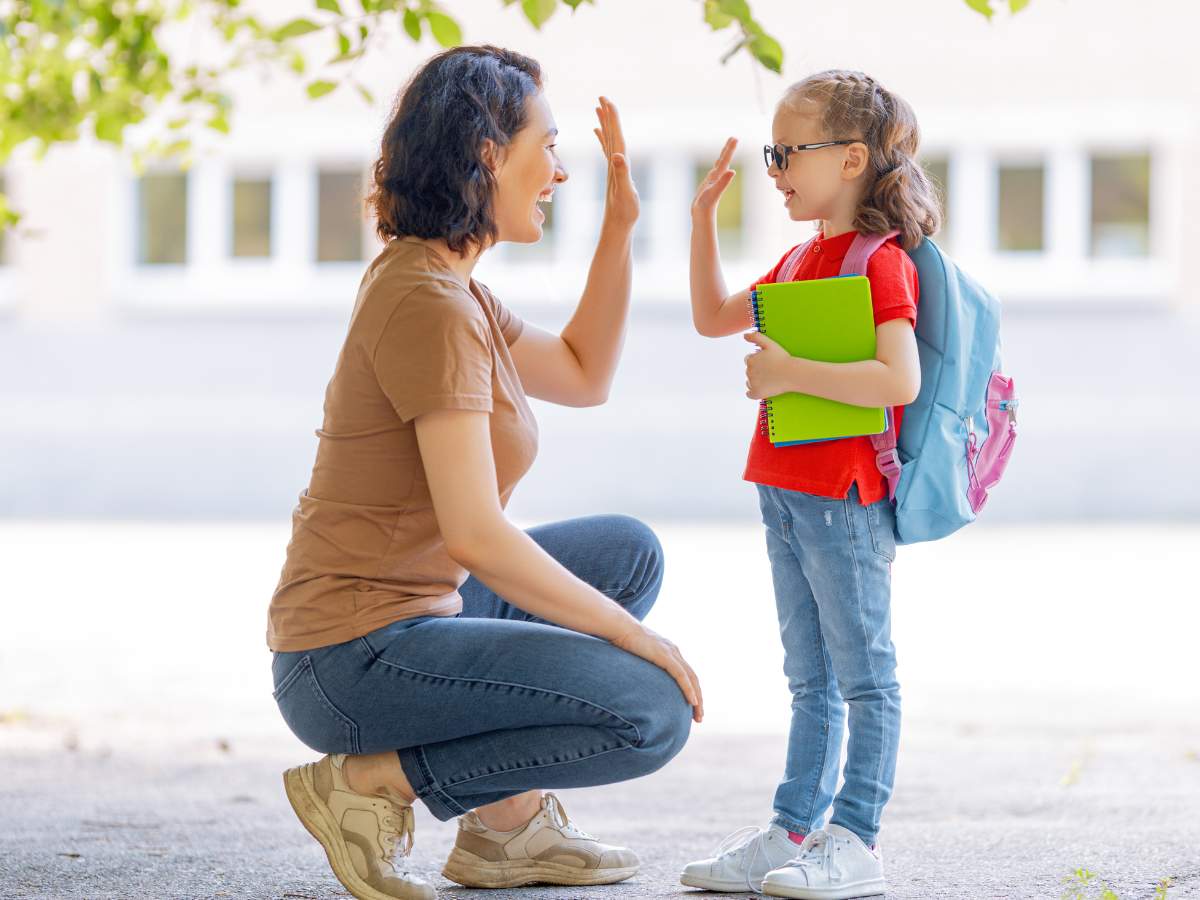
{"left": 757, "top": 483, "right": 902, "bottom": 847}
{"left": 271, "top": 514, "right": 692, "bottom": 821}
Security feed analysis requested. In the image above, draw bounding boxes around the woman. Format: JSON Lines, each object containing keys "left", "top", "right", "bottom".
{"left": 268, "top": 45, "right": 703, "bottom": 900}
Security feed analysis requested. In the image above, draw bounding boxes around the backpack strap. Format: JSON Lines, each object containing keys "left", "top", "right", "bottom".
{"left": 776, "top": 236, "right": 817, "bottom": 283}
{"left": 840, "top": 230, "right": 903, "bottom": 501}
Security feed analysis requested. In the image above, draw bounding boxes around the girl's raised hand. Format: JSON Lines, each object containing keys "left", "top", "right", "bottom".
{"left": 594, "top": 96, "right": 639, "bottom": 231}
{"left": 692, "top": 137, "right": 738, "bottom": 222}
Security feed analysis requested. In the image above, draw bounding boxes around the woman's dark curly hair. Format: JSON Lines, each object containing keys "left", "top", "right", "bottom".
{"left": 367, "top": 45, "right": 543, "bottom": 254}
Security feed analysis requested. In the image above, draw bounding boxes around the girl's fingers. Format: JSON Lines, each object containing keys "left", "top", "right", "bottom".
{"left": 706, "top": 138, "right": 737, "bottom": 182}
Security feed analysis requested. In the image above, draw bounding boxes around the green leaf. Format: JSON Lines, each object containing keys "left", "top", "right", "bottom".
{"left": 355, "top": 82, "right": 375, "bottom": 105}
{"left": 716, "top": 0, "right": 752, "bottom": 19}
{"left": 562, "top": 0, "right": 593, "bottom": 8}
{"left": 703, "top": 0, "right": 734, "bottom": 29}
{"left": 307, "top": 80, "right": 338, "bottom": 99}
{"left": 94, "top": 112, "right": 125, "bottom": 144}
{"left": 167, "top": 117, "right": 190, "bottom": 130}
{"left": 1009, "top": 0, "right": 1030, "bottom": 11}
{"left": 963, "top": 0, "right": 994, "bottom": 18}
{"left": 336, "top": 28, "right": 351, "bottom": 55}
{"left": 271, "top": 18, "right": 322, "bottom": 41}
{"left": 427, "top": 12, "right": 462, "bottom": 46}
{"left": 403, "top": 9, "right": 422, "bottom": 40}
{"left": 207, "top": 113, "right": 231, "bottom": 134}
{"left": 748, "top": 32, "right": 783, "bottom": 73}
{"left": 521, "top": 0, "right": 558, "bottom": 28}
{"left": 316, "top": 0, "right": 343, "bottom": 13}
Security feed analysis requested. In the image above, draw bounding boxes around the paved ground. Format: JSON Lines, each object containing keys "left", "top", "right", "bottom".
{"left": 2, "top": 725, "right": 1198, "bottom": 899}
{"left": 2, "top": 521, "right": 1199, "bottom": 898}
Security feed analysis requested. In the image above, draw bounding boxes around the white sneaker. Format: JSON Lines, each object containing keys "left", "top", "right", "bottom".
{"left": 761, "top": 824, "right": 885, "bottom": 899}
{"left": 680, "top": 822, "right": 802, "bottom": 893}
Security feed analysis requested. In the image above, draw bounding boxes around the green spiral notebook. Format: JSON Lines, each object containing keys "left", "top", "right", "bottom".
{"left": 749, "top": 275, "right": 887, "bottom": 445}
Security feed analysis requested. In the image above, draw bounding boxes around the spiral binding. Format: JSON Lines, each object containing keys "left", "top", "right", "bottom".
{"left": 748, "top": 289, "right": 775, "bottom": 440}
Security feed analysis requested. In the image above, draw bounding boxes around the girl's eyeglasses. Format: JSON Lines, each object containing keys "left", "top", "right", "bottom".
{"left": 763, "top": 140, "right": 861, "bottom": 171}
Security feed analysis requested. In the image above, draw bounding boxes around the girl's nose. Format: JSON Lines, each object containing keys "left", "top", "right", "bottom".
{"left": 554, "top": 163, "right": 569, "bottom": 184}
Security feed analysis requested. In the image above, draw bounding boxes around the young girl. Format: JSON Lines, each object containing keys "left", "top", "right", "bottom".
{"left": 681, "top": 70, "right": 941, "bottom": 899}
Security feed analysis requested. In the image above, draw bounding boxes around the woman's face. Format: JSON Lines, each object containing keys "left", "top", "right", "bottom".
{"left": 489, "top": 91, "right": 569, "bottom": 245}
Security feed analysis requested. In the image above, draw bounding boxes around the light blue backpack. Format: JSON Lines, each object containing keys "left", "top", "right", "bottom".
{"left": 779, "top": 230, "right": 1018, "bottom": 544}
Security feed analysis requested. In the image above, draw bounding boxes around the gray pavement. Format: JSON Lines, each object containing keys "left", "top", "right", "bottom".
{"left": 3, "top": 721, "right": 1199, "bottom": 899}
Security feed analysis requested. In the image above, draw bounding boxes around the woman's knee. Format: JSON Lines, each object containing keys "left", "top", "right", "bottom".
{"left": 627, "top": 667, "right": 692, "bottom": 773}
{"left": 600, "top": 514, "right": 664, "bottom": 615}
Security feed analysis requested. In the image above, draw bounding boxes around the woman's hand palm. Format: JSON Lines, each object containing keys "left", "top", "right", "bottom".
{"left": 594, "top": 96, "right": 639, "bottom": 228}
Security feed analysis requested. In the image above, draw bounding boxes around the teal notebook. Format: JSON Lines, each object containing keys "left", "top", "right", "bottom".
{"left": 749, "top": 275, "right": 887, "bottom": 445}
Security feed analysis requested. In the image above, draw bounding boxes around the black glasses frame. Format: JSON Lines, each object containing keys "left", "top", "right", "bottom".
{"left": 763, "top": 140, "right": 861, "bottom": 171}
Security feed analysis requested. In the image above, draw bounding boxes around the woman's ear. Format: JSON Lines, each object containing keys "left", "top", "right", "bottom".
{"left": 843, "top": 142, "right": 870, "bottom": 180}
{"left": 481, "top": 138, "right": 506, "bottom": 175}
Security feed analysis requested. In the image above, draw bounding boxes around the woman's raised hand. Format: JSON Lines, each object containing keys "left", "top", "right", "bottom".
{"left": 692, "top": 137, "right": 738, "bottom": 222}
{"left": 611, "top": 623, "right": 705, "bottom": 724}
{"left": 593, "top": 96, "right": 639, "bottom": 231}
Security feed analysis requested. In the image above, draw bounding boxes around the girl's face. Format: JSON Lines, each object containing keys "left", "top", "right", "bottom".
{"left": 768, "top": 103, "right": 866, "bottom": 224}
{"left": 489, "top": 91, "right": 569, "bottom": 245}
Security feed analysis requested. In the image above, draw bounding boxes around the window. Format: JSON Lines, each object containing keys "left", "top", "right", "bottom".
{"left": 996, "top": 162, "right": 1044, "bottom": 253}
{"left": 232, "top": 176, "right": 272, "bottom": 258}
{"left": 921, "top": 157, "right": 951, "bottom": 250}
{"left": 1090, "top": 153, "right": 1150, "bottom": 258}
{"left": 137, "top": 172, "right": 188, "bottom": 264}
{"left": 317, "top": 168, "right": 364, "bottom": 262}
{"left": 695, "top": 159, "right": 744, "bottom": 256}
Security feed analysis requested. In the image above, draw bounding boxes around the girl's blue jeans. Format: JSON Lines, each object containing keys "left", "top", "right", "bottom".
{"left": 757, "top": 483, "right": 901, "bottom": 847}
{"left": 270, "top": 514, "right": 692, "bottom": 821}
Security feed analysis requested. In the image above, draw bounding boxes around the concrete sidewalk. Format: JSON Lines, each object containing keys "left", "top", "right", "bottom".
{"left": 2, "top": 720, "right": 1198, "bottom": 899}
{"left": 3, "top": 521, "right": 1200, "bottom": 898}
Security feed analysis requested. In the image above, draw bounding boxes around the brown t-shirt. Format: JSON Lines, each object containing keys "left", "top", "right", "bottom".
{"left": 267, "top": 237, "right": 539, "bottom": 652}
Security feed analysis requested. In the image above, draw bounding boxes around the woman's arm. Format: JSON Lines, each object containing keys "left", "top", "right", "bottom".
{"left": 744, "top": 319, "right": 922, "bottom": 408}
{"left": 690, "top": 137, "right": 754, "bottom": 339}
{"left": 414, "top": 406, "right": 704, "bottom": 722}
{"left": 509, "top": 97, "right": 638, "bottom": 407}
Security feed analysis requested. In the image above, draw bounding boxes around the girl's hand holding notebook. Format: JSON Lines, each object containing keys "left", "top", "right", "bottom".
{"left": 743, "top": 330, "right": 797, "bottom": 400}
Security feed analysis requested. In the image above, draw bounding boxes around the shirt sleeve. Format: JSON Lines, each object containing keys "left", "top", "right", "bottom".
{"left": 371, "top": 284, "right": 495, "bottom": 423}
{"left": 865, "top": 241, "right": 919, "bottom": 327}
{"left": 750, "top": 246, "right": 799, "bottom": 290}
{"left": 475, "top": 281, "right": 525, "bottom": 346}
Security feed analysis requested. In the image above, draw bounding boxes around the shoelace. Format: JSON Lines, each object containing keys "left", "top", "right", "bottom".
{"left": 542, "top": 793, "right": 595, "bottom": 840}
{"left": 378, "top": 801, "right": 417, "bottom": 873}
{"left": 792, "top": 829, "right": 837, "bottom": 879}
{"left": 711, "top": 825, "right": 771, "bottom": 893}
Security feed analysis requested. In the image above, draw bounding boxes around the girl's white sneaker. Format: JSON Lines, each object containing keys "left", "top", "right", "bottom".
{"left": 761, "top": 824, "right": 885, "bottom": 899}
{"left": 680, "top": 822, "right": 801, "bottom": 893}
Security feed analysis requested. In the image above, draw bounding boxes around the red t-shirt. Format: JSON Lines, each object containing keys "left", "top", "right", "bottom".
{"left": 743, "top": 229, "right": 919, "bottom": 505}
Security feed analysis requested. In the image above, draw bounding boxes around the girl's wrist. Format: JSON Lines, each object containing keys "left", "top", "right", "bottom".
{"left": 785, "top": 356, "right": 811, "bottom": 393}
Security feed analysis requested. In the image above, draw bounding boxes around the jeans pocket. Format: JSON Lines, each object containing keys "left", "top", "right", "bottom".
{"left": 866, "top": 501, "right": 897, "bottom": 563}
{"left": 272, "top": 655, "right": 360, "bottom": 755}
